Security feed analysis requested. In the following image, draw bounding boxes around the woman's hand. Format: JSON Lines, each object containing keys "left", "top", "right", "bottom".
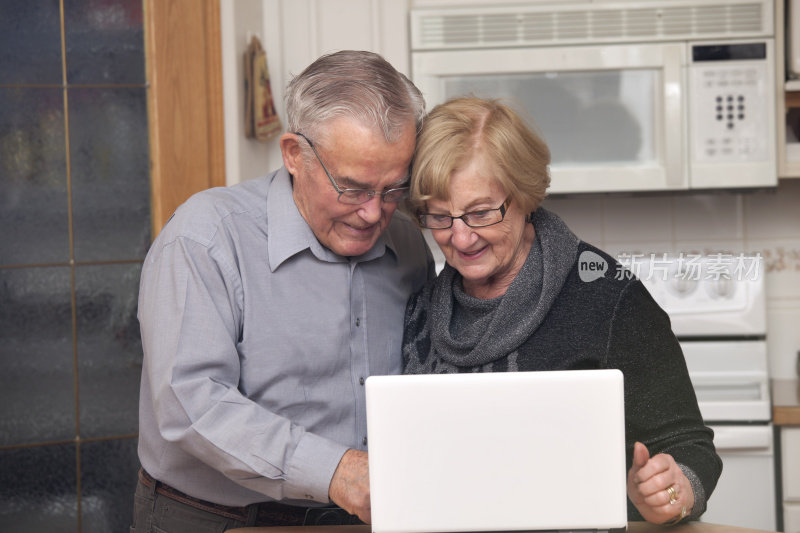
{"left": 627, "top": 441, "right": 694, "bottom": 524}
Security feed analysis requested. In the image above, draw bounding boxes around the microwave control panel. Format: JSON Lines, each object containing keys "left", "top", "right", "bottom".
{"left": 689, "top": 42, "right": 771, "bottom": 164}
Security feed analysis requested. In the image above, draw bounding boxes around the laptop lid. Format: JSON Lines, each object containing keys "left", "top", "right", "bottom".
{"left": 366, "top": 369, "right": 627, "bottom": 533}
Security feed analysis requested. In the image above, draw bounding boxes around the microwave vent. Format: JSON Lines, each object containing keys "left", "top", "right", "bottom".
{"left": 411, "top": 1, "right": 770, "bottom": 50}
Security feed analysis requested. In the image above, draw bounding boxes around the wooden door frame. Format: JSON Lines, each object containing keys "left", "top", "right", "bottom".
{"left": 143, "top": 0, "right": 226, "bottom": 236}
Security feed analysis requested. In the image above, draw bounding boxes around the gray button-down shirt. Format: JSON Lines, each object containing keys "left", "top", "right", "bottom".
{"left": 137, "top": 167, "right": 433, "bottom": 507}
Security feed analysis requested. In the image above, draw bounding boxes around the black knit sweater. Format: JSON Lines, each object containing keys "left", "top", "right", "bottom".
{"left": 402, "top": 212, "right": 721, "bottom": 522}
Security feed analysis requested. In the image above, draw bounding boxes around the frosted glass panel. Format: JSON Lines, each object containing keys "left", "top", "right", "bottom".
{"left": 0, "top": 0, "right": 62, "bottom": 84}
{"left": 64, "top": 0, "right": 145, "bottom": 84}
{"left": 76, "top": 263, "right": 143, "bottom": 439}
{"left": 69, "top": 87, "right": 151, "bottom": 262}
{"left": 443, "top": 70, "right": 657, "bottom": 167}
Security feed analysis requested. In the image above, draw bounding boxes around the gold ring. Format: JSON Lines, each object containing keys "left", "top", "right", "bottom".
{"left": 665, "top": 504, "right": 689, "bottom": 526}
{"left": 666, "top": 485, "right": 678, "bottom": 504}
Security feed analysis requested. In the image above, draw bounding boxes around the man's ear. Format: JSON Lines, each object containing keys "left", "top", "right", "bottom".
{"left": 280, "top": 132, "right": 303, "bottom": 175}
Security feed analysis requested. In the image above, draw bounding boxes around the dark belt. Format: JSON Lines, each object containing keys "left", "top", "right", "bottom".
{"left": 138, "top": 468, "right": 362, "bottom": 526}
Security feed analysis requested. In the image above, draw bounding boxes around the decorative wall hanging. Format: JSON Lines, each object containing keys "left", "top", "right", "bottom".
{"left": 244, "top": 35, "right": 282, "bottom": 142}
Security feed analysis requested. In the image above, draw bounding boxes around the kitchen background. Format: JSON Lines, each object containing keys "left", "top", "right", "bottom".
{"left": 1, "top": 0, "right": 799, "bottom": 532}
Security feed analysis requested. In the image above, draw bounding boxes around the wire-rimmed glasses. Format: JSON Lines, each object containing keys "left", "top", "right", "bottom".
{"left": 292, "top": 131, "right": 409, "bottom": 205}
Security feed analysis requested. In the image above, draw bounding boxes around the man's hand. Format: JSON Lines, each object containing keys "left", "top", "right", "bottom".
{"left": 329, "top": 449, "right": 371, "bottom": 523}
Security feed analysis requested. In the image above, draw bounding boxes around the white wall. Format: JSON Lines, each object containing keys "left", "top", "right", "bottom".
{"left": 221, "top": 0, "right": 411, "bottom": 184}
{"left": 221, "top": 0, "right": 274, "bottom": 185}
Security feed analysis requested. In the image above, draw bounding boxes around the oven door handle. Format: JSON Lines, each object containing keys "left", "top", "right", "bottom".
{"left": 709, "top": 425, "right": 772, "bottom": 451}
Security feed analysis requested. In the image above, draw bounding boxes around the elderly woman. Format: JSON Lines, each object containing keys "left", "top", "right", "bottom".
{"left": 402, "top": 97, "right": 721, "bottom": 525}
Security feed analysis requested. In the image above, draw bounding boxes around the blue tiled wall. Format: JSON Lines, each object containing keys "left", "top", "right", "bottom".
{"left": 0, "top": 1, "right": 148, "bottom": 531}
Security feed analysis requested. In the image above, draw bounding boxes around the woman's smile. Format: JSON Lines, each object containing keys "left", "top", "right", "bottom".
{"left": 457, "top": 245, "right": 487, "bottom": 259}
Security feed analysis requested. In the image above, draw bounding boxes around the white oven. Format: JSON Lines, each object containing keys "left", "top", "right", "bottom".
{"left": 410, "top": 0, "right": 776, "bottom": 194}
{"left": 634, "top": 254, "right": 776, "bottom": 531}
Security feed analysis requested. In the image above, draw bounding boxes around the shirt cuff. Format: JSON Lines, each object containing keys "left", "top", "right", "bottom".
{"left": 284, "top": 432, "right": 349, "bottom": 503}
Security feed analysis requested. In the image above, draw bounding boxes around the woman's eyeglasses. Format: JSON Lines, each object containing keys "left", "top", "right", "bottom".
{"left": 417, "top": 199, "right": 509, "bottom": 229}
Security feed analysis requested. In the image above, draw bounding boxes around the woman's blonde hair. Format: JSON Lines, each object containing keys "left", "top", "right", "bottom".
{"left": 410, "top": 97, "right": 550, "bottom": 216}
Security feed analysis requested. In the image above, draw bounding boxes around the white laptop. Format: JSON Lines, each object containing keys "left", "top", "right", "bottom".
{"left": 365, "top": 369, "right": 628, "bottom": 533}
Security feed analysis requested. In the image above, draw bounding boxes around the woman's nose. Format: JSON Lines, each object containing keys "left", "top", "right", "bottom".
{"left": 449, "top": 218, "right": 478, "bottom": 248}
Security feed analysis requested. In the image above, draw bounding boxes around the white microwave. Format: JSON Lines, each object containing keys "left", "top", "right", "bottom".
{"left": 410, "top": 0, "right": 777, "bottom": 194}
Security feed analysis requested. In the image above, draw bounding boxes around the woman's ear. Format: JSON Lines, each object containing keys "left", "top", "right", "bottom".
{"left": 280, "top": 132, "right": 303, "bottom": 175}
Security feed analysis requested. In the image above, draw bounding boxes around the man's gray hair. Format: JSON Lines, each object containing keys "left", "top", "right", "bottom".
{"left": 285, "top": 50, "right": 426, "bottom": 144}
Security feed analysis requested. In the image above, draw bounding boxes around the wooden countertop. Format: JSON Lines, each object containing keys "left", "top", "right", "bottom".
{"left": 772, "top": 378, "right": 800, "bottom": 425}
{"left": 229, "top": 523, "right": 775, "bottom": 533}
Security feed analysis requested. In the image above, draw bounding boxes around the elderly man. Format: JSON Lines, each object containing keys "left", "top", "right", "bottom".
{"left": 131, "top": 50, "right": 433, "bottom": 532}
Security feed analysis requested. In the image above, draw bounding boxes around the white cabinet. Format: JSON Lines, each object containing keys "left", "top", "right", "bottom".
{"left": 783, "top": 428, "right": 800, "bottom": 531}
{"left": 777, "top": 0, "right": 800, "bottom": 177}
{"left": 786, "top": 428, "right": 800, "bottom": 499}
{"left": 787, "top": 504, "right": 800, "bottom": 533}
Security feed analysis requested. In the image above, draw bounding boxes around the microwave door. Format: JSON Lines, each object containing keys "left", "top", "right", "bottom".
{"left": 412, "top": 43, "right": 687, "bottom": 194}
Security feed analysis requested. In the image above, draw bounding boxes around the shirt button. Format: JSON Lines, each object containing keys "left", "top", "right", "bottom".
{"left": 355, "top": 317, "right": 360, "bottom": 327}
{"left": 362, "top": 436, "right": 368, "bottom": 446}
{"left": 359, "top": 377, "right": 365, "bottom": 385}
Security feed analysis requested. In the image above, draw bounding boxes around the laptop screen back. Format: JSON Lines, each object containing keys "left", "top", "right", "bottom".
{"left": 365, "top": 369, "right": 627, "bottom": 533}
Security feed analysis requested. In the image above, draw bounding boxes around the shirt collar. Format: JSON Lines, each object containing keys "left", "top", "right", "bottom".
{"left": 267, "top": 167, "right": 397, "bottom": 271}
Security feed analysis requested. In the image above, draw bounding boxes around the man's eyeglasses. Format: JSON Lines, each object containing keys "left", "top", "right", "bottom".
{"left": 292, "top": 131, "right": 409, "bottom": 205}
{"left": 418, "top": 199, "right": 509, "bottom": 229}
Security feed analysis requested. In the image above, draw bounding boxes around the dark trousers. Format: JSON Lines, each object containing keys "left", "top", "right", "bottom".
{"left": 131, "top": 476, "right": 251, "bottom": 533}
{"left": 130, "top": 469, "right": 363, "bottom": 532}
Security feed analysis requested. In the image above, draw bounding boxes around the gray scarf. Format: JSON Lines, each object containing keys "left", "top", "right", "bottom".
{"left": 405, "top": 208, "right": 580, "bottom": 373}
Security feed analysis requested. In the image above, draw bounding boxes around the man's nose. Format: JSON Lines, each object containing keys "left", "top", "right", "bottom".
{"left": 357, "top": 195, "right": 384, "bottom": 223}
